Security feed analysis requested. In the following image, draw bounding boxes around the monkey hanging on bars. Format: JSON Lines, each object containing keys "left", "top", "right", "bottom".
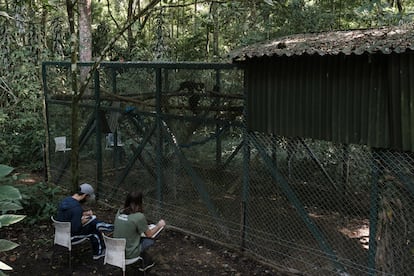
{"left": 175, "top": 81, "right": 205, "bottom": 115}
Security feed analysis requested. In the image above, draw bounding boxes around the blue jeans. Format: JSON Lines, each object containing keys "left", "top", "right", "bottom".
{"left": 140, "top": 237, "right": 155, "bottom": 252}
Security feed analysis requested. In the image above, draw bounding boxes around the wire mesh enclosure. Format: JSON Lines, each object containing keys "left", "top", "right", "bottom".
{"left": 43, "top": 61, "right": 414, "bottom": 275}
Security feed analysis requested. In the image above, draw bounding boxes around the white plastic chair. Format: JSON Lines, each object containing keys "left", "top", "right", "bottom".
{"left": 102, "top": 233, "right": 143, "bottom": 276}
{"left": 51, "top": 216, "right": 89, "bottom": 269}
{"left": 54, "top": 136, "right": 71, "bottom": 152}
{"left": 105, "top": 132, "right": 124, "bottom": 149}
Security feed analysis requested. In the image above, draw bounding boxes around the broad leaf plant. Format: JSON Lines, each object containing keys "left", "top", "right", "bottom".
{"left": 0, "top": 165, "right": 25, "bottom": 275}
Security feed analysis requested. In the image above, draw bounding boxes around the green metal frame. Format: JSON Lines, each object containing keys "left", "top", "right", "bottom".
{"left": 42, "top": 60, "right": 383, "bottom": 274}
{"left": 249, "top": 132, "right": 346, "bottom": 274}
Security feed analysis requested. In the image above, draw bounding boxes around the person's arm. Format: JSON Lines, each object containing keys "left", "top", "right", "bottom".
{"left": 71, "top": 207, "right": 84, "bottom": 233}
{"left": 144, "top": 219, "right": 166, "bottom": 238}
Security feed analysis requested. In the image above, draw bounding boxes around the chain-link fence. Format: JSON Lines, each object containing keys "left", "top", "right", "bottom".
{"left": 43, "top": 62, "right": 414, "bottom": 275}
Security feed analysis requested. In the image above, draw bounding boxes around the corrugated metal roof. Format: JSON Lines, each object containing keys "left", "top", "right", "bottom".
{"left": 231, "top": 23, "right": 414, "bottom": 61}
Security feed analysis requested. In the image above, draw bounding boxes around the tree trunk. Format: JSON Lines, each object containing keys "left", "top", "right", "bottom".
{"left": 66, "top": 0, "right": 80, "bottom": 193}
{"left": 79, "top": 0, "right": 92, "bottom": 85}
{"left": 127, "top": 0, "right": 134, "bottom": 55}
{"left": 211, "top": 1, "right": 219, "bottom": 57}
{"left": 375, "top": 151, "right": 410, "bottom": 274}
{"left": 65, "top": 0, "right": 161, "bottom": 193}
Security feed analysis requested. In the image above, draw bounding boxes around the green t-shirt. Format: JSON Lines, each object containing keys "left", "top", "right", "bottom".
{"left": 113, "top": 209, "right": 149, "bottom": 259}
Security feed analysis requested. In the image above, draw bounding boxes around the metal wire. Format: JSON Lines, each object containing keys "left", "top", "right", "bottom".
{"left": 45, "top": 62, "right": 414, "bottom": 276}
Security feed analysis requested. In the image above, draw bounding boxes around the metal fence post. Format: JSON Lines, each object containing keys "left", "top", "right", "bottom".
{"left": 215, "top": 69, "right": 222, "bottom": 167}
{"left": 241, "top": 136, "right": 250, "bottom": 250}
{"left": 368, "top": 149, "right": 380, "bottom": 275}
{"left": 156, "top": 67, "right": 163, "bottom": 206}
{"left": 94, "top": 69, "right": 103, "bottom": 199}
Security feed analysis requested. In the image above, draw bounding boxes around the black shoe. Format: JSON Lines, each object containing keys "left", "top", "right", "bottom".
{"left": 139, "top": 251, "right": 155, "bottom": 272}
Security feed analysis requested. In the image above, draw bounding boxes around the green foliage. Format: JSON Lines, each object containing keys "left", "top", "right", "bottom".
{"left": 0, "top": 165, "right": 14, "bottom": 180}
{"left": 0, "top": 239, "right": 18, "bottom": 253}
{"left": 0, "top": 214, "right": 25, "bottom": 227}
{"left": 1, "top": 0, "right": 414, "bottom": 172}
{"left": 0, "top": 0, "right": 58, "bottom": 170}
{"left": 18, "top": 182, "right": 63, "bottom": 225}
{"left": 0, "top": 165, "right": 25, "bottom": 275}
{"left": 0, "top": 186, "right": 23, "bottom": 212}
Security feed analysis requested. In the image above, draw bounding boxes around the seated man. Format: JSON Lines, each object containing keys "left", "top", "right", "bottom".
{"left": 56, "top": 183, "right": 113, "bottom": 260}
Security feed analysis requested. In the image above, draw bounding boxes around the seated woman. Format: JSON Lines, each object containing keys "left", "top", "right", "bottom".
{"left": 113, "top": 191, "right": 166, "bottom": 271}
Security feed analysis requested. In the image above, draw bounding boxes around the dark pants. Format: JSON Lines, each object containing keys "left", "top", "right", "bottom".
{"left": 140, "top": 237, "right": 155, "bottom": 252}
{"left": 73, "top": 220, "right": 113, "bottom": 255}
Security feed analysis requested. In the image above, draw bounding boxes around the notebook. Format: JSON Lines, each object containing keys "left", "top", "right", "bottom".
{"left": 141, "top": 223, "right": 164, "bottom": 239}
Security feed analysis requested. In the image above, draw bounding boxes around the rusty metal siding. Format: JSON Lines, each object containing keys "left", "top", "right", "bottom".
{"left": 246, "top": 53, "right": 414, "bottom": 151}
{"left": 231, "top": 23, "right": 414, "bottom": 61}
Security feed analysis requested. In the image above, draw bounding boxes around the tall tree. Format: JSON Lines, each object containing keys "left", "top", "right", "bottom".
{"left": 210, "top": 0, "right": 219, "bottom": 58}
{"left": 65, "top": 0, "right": 81, "bottom": 193}
{"left": 79, "top": 0, "right": 92, "bottom": 82}
{"left": 127, "top": 0, "right": 135, "bottom": 54}
{"left": 65, "top": 0, "right": 161, "bottom": 192}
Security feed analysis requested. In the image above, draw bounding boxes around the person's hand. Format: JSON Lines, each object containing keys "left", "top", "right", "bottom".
{"left": 158, "top": 219, "right": 166, "bottom": 227}
{"left": 81, "top": 216, "right": 91, "bottom": 225}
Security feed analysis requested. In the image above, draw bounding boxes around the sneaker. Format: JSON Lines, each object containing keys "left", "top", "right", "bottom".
{"left": 139, "top": 261, "right": 155, "bottom": 272}
{"left": 93, "top": 250, "right": 105, "bottom": 260}
{"left": 139, "top": 251, "right": 155, "bottom": 271}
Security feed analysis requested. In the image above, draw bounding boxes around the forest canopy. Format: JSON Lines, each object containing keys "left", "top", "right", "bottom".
{"left": 0, "top": 0, "right": 413, "bottom": 169}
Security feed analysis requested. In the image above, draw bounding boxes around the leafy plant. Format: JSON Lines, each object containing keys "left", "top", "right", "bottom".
{"left": 18, "top": 182, "right": 63, "bottom": 225}
{"left": 0, "top": 165, "right": 26, "bottom": 275}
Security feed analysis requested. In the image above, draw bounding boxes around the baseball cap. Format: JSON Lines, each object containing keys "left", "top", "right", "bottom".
{"left": 79, "top": 183, "right": 96, "bottom": 200}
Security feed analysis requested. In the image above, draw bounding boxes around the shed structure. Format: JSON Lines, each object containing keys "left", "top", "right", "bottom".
{"left": 230, "top": 23, "right": 414, "bottom": 275}
{"left": 232, "top": 23, "right": 414, "bottom": 151}
{"left": 43, "top": 24, "right": 414, "bottom": 276}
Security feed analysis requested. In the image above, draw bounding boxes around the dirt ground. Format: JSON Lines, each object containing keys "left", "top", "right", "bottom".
{"left": 1, "top": 203, "right": 286, "bottom": 276}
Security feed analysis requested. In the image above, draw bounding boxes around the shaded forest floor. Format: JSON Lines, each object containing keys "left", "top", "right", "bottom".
{"left": 1, "top": 203, "right": 287, "bottom": 276}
